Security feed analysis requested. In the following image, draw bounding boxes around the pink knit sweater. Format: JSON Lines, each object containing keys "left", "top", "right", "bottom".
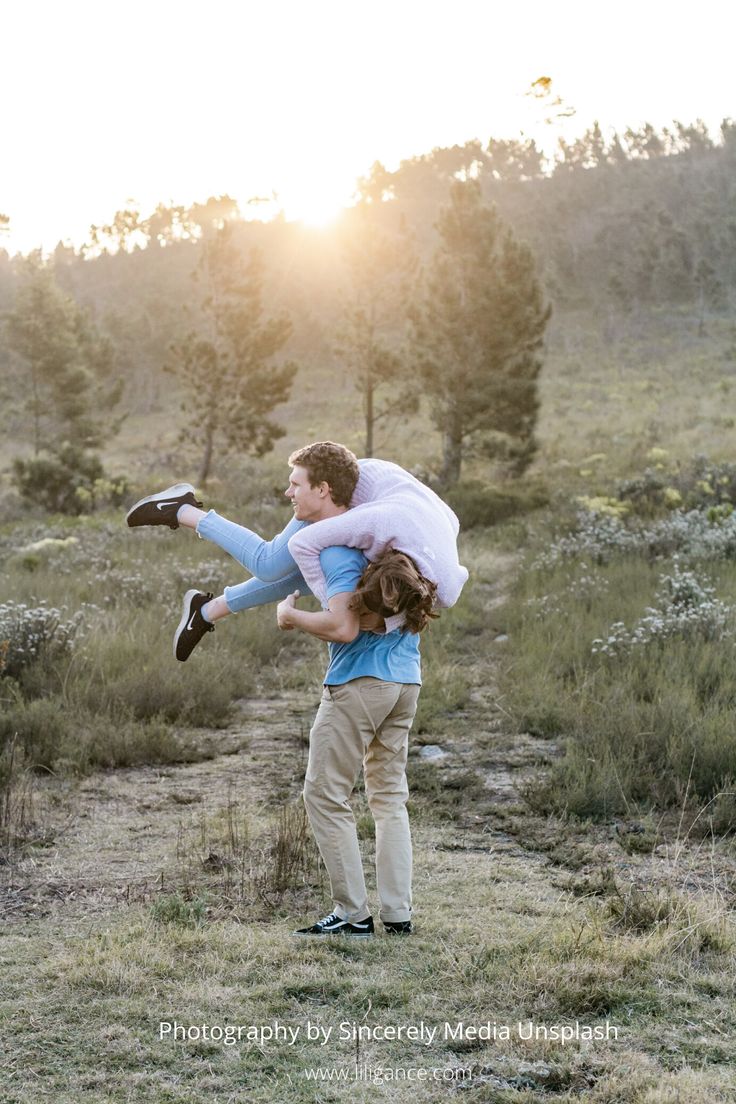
{"left": 287, "top": 459, "right": 469, "bottom": 609}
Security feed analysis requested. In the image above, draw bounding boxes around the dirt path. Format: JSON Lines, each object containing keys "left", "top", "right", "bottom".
{"left": 0, "top": 695, "right": 315, "bottom": 920}
{"left": 3, "top": 544, "right": 733, "bottom": 928}
{"left": 1, "top": 548, "right": 551, "bottom": 926}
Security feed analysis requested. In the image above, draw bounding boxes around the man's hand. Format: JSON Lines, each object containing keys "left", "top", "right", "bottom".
{"left": 358, "top": 609, "right": 386, "bottom": 634}
{"left": 276, "top": 590, "right": 300, "bottom": 630}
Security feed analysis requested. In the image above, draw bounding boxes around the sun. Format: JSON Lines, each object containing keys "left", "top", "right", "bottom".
{"left": 278, "top": 179, "right": 351, "bottom": 228}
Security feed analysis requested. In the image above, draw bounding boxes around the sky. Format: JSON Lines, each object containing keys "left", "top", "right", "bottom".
{"left": 1, "top": 0, "right": 734, "bottom": 255}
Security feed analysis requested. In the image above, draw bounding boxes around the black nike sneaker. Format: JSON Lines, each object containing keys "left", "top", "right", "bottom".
{"left": 174, "top": 590, "right": 215, "bottom": 661}
{"left": 293, "top": 911, "right": 374, "bottom": 937}
{"left": 126, "top": 483, "right": 203, "bottom": 530}
{"left": 384, "top": 920, "right": 412, "bottom": 935}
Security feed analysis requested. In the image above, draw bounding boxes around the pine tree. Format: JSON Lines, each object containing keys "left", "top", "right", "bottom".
{"left": 412, "top": 181, "right": 550, "bottom": 485}
{"left": 5, "top": 262, "right": 118, "bottom": 453}
{"left": 167, "top": 226, "right": 296, "bottom": 485}
{"left": 336, "top": 207, "right": 417, "bottom": 456}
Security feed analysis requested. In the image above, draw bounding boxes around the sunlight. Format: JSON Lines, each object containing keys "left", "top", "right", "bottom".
{"left": 278, "top": 179, "right": 351, "bottom": 228}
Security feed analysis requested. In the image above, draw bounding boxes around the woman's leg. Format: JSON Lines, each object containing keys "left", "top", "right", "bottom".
{"left": 177, "top": 505, "right": 307, "bottom": 582}
{"left": 203, "top": 570, "right": 310, "bottom": 623}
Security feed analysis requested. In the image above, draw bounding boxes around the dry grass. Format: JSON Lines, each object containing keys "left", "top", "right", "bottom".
{"left": 3, "top": 811, "right": 735, "bottom": 1103}
{"left": 3, "top": 309, "right": 736, "bottom": 1099}
{"left": 1, "top": 540, "right": 735, "bottom": 1102}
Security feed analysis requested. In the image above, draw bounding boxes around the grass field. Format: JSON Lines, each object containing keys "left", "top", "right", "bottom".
{"left": 2, "top": 305, "right": 736, "bottom": 1101}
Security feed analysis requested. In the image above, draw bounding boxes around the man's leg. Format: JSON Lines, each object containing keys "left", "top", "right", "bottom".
{"left": 363, "top": 684, "right": 420, "bottom": 926}
{"left": 302, "top": 681, "right": 398, "bottom": 922}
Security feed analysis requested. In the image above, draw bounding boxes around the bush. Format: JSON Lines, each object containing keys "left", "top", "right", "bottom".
{"left": 0, "top": 697, "right": 204, "bottom": 775}
{"left": 445, "top": 479, "right": 549, "bottom": 530}
{"left": 535, "top": 503, "right": 736, "bottom": 569}
{"left": 0, "top": 736, "right": 39, "bottom": 860}
{"left": 0, "top": 698, "right": 72, "bottom": 771}
{"left": 592, "top": 562, "right": 733, "bottom": 656}
{"left": 0, "top": 601, "right": 82, "bottom": 680}
{"left": 504, "top": 539, "right": 736, "bottom": 819}
{"left": 12, "top": 442, "right": 128, "bottom": 515}
{"left": 616, "top": 456, "right": 736, "bottom": 519}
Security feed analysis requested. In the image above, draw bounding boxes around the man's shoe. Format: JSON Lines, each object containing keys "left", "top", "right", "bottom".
{"left": 293, "top": 911, "right": 374, "bottom": 937}
{"left": 126, "top": 483, "right": 203, "bottom": 529}
{"left": 174, "top": 590, "right": 215, "bottom": 661}
{"left": 384, "top": 920, "right": 412, "bottom": 935}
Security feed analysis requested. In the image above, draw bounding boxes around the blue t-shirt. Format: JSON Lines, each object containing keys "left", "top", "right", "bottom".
{"left": 320, "top": 546, "right": 421, "bottom": 686}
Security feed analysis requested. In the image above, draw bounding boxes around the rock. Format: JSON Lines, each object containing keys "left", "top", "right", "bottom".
{"left": 418, "top": 745, "right": 448, "bottom": 760}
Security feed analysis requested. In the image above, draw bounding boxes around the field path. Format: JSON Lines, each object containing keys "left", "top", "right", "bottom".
{"left": 1, "top": 547, "right": 553, "bottom": 923}
{"left": 1, "top": 694, "right": 317, "bottom": 920}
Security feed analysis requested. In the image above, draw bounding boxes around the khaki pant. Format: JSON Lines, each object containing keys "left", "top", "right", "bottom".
{"left": 303, "top": 677, "right": 420, "bottom": 924}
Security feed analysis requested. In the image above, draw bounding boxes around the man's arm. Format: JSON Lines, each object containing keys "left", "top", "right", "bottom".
{"left": 276, "top": 590, "right": 360, "bottom": 643}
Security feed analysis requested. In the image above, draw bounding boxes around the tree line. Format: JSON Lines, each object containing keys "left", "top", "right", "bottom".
{"left": 0, "top": 117, "right": 733, "bottom": 509}
{"left": 1, "top": 179, "right": 549, "bottom": 503}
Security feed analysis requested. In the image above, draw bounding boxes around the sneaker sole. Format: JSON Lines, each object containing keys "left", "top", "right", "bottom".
{"left": 174, "top": 589, "right": 203, "bottom": 661}
{"left": 125, "top": 483, "right": 197, "bottom": 526}
{"left": 291, "top": 931, "right": 374, "bottom": 938}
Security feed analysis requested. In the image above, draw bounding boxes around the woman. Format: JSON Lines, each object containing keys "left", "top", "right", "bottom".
{"left": 126, "top": 449, "right": 465, "bottom": 660}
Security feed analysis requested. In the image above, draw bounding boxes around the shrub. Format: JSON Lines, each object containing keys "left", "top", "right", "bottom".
{"left": 445, "top": 479, "right": 548, "bottom": 530}
{"left": 0, "top": 601, "right": 82, "bottom": 680}
{"left": 69, "top": 715, "right": 198, "bottom": 773}
{"left": 0, "top": 697, "right": 207, "bottom": 775}
{"left": 505, "top": 528, "right": 736, "bottom": 819}
{"left": 0, "top": 698, "right": 72, "bottom": 771}
{"left": 12, "top": 442, "right": 128, "bottom": 515}
{"left": 534, "top": 504, "right": 736, "bottom": 569}
{"left": 592, "top": 562, "right": 733, "bottom": 656}
{"left": 616, "top": 457, "right": 736, "bottom": 518}
{"left": 0, "top": 736, "right": 37, "bottom": 859}
{"left": 616, "top": 467, "right": 669, "bottom": 517}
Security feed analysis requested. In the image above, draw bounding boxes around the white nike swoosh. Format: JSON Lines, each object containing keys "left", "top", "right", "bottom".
{"left": 156, "top": 500, "right": 180, "bottom": 510}
{"left": 186, "top": 612, "right": 198, "bottom": 631}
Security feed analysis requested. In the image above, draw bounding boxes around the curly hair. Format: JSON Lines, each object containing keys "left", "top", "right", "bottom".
{"left": 288, "top": 441, "right": 360, "bottom": 508}
{"left": 349, "top": 549, "right": 439, "bottom": 634}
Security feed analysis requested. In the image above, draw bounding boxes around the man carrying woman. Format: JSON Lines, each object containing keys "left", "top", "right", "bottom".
{"left": 126, "top": 441, "right": 467, "bottom": 936}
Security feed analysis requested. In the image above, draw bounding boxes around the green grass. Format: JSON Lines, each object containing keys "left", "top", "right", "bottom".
{"left": 1, "top": 516, "right": 735, "bottom": 1101}
{"left": 0, "top": 516, "right": 295, "bottom": 776}
{"left": 3, "top": 306, "right": 736, "bottom": 1100}
{"left": 499, "top": 548, "right": 736, "bottom": 820}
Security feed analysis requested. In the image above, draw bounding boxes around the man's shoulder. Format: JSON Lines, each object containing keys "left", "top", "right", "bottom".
{"left": 320, "top": 545, "right": 367, "bottom": 602}
{"left": 319, "top": 546, "right": 367, "bottom": 573}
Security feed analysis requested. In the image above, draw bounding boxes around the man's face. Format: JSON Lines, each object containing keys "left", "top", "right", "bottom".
{"left": 285, "top": 465, "right": 330, "bottom": 521}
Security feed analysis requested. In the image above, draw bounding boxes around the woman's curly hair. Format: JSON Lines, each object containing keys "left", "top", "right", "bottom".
{"left": 349, "top": 549, "right": 439, "bottom": 634}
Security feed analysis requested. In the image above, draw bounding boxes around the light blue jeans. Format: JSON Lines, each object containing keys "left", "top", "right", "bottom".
{"left": 196, "top": 510, "right": 313, "bottom": 613}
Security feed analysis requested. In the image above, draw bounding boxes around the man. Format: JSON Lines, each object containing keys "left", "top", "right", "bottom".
{"left": 276, "top": 441, "right": 421, "bottom": 937}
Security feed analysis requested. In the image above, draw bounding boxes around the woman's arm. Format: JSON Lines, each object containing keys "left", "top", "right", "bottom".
{"left": 287, "top": 505, "right": 391, "bottom": 606}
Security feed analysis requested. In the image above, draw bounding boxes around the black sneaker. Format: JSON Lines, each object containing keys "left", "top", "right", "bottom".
{"left": 126, "top": 483, "right": 203, "bottom": 530}
{"left": 293, "top": 911, "right": 374, "bottom": 937}
{"left": 174, "top": 590, "right": 215, "bottom": 661}
{"left": 384, "top": 920, "right": 412, "bottom": 935}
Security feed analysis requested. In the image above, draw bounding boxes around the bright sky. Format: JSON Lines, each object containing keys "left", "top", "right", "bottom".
{"left": 1, "top": 0, "right": 733, "bottom": 254}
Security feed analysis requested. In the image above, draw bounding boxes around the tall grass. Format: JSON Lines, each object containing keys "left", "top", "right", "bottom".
{"left": 172, "top": 792, "right": 321, "bottom": 913}
{"left": 0, "top": 515, "right": 289, "bottom": 775}
{"left": 501, "top": 514, "right": 736, "bottom": 823}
